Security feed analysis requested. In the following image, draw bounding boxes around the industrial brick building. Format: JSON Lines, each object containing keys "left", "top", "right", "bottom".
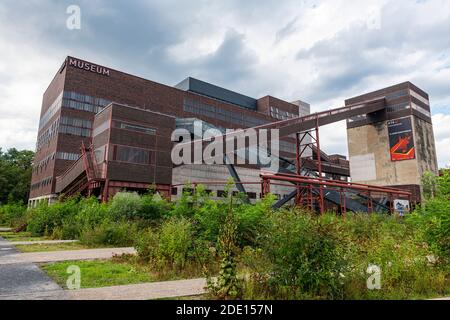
{"left": 29, "top": 56, "right": 438, "bottom": 212}
{"left": 30, "top": 56, "right": 351, "bottom": 206}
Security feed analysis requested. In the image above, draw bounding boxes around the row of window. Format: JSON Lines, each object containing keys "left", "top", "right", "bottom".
{"left": 56, "top": 152, "right": 80, "bottom": 161}
{"left": 411, "top": 102, "right": 432, "bottom": 118}
{"left": 37, "top": 116, "right": 95, "bottom": 152}
{"left": 32, "top": 151, "right": 81, "bottom": 174}
{"left": 59, "top": 124, "right": 92, "bottom": 137}
{"left": 409, "top": 89, "right": 429, "bottom": 106}
{"left": 386, "top": 102, "right": 410, "bottom": 113}
{"left": 113, "top": 145, "right": 154, "bottom": 165}
{"left": 171, "top": 187, "right": 291, "bottom": 200}
{"left": 347, "top": 114, "right": 368, "bottom": 123}
{"left": 270, "top": 106, "right": 298, "bottom": 120}
{"left": 62, "top": 99, "right": 105, "bottom": 114}
{"left": 39, "top": 91, "right": 110, "bottom": 133}
{"left": 349, "top": 100, "right": 431, "bottom": 123}
{"left": 30, "top": 177, "right": 53, "bottom": 190}
{"left": 63, "top": 91, "right": 111, "bottom": 107}
{"left": 60, "top": 116, "right": 92, "bottom": 129}
{"left": 38, "top": 92, "right": 63, "bottom": 131}
{"left": 112, "top": 120, "right": 156, "bottom": 135}
{"left": 36, "top": 117, "right": 60, "bottom": 151}
{"left": 183, "top": 98, "right": 269, "bottom": 128}
{"left": 32, "top": 152, "right": 56, "bottom": 174}
{"left": 385, "top": 89, "right": 409, "bottom": 101}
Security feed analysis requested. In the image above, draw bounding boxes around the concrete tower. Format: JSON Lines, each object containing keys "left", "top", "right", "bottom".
{"left": 346, "top": 82, "right": 438, "bottom": 202}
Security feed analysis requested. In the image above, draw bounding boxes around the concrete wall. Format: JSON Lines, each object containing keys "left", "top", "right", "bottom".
{"left": 413, "top": 117, "right": 439, "bottom": 177}
{"left": 347, "top": 114, "right": 438, "bottom": 199}
{"left": 347, "top": 119, "right": 421, "bottom": 186}
{"left": 172, "top": 164, "right": 296, "bottom": 203}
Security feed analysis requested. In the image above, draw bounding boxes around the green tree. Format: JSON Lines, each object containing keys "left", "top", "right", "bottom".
{"left": 0, "top": 148, "right": 34, "bottom": 205}
{"left": 421, "top": 171, "right": 437, "bottom": 199}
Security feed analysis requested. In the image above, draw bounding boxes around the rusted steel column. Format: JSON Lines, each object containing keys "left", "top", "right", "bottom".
{"left": 367, "top": 191, "right": 373, "bottom": 214}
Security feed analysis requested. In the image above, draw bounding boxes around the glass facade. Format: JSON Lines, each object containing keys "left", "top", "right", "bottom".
{"left": 183, "top": 97, "right": 269, "bottom": 128}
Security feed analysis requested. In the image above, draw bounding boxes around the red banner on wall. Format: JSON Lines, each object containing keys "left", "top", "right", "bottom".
{"left": 387, "top": 117, "right": 415, "bottom": 161}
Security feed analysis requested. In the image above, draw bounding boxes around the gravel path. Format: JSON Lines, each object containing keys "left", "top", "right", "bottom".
{"left": 0, "top": 240, "right": 79, "bottom": 247}
{"left": 67, "top": 278, "right": 207, "bottom": 300}
{"left": 0, "top": 247, "right": 136, "bottom": 265}
{"left": 0, "top": 237, "right": 204, "bottom": 300}
{"left": 0, "top": 236, "right": 68, "bottom": 300}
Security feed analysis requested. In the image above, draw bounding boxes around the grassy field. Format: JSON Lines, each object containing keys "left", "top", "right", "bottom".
{"left": 15, "top": 242, "right": 89, "bottom": 253}
{"left": 41, "top": 259, "right": 155, "bottom": 289}
{"left": 0, "top": 231, "right": 50, "bottom": 242}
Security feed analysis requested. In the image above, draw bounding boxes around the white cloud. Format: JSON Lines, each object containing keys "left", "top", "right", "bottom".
{"left": 432, "top": 114, "right": 450, "bottom": 168}
{"left": 0, "top": 0, "right": 449, "bottom": 172}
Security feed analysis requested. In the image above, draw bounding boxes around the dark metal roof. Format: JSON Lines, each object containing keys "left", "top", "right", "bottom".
{"left": 175, "top": 77, "right": 257, "bottom": 110}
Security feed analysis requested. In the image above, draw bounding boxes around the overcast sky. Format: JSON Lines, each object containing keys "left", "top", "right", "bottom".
{"left": 0, "top": 0, "right": 449, "bottom": 167}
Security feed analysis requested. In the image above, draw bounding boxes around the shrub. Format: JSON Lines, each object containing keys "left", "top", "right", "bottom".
{"left": 109, "top": 192, "right": 143, "bottom": 221}
{"left": 207, "top": 199, "right": 242, "bottom": 300}
{"left": 79, "top": 221, "right": 136, "bottom": 247}
{"left": 407, "top": 171, "right": 450, "bottom": 263}
{"left": 407, "top": 198, "right": 450, "bottom": 264}
{"left": 27, "top": 199, "right": 79, "bottom": 236}
{"left": 139, "top": 193, "right": 172, "bottom": 221}
{"left": 76, "top": 197, "right": 110, "bottom": 229}
{"left": 135, "top": 217, "right": 194, "bottom": 270}
{"left": 0, "top": 203, "right": 27, "bottom": 227}
{"left": 243, "top": 210, "right": 350, "bottom": 299}
{"left": 135, "top": 228, "right": 160, "bottom": 262}
{"left": 158, "top": 217, "right": 193, "bottom": 268}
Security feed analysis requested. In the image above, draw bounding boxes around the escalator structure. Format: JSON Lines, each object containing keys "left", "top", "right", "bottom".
{"left": 176, "top": 95, "right": 391, "bottom": 213}
{"left": 272, "top": 154, "right": 390, "bottom": 213}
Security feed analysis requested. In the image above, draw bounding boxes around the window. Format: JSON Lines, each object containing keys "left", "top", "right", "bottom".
{"left": 39, "top": 92, "right": 63, "bottom": 131}
{"left": 386, "top": 102, "right": 410, "bottom": 113}
{"left": 182, "top": 188, "right": 194, "bottom": 195}
{"left": 59, "top": 125, "right": 91, "bottom": 137}
{"left": 247, "top": 192, "right": 257, "bottom": 199}
{"left": 56, "top": 152, "right": 80, "bottom": 161}
{"left": 94, "top": 145, "right": 106, "bottom": 164}
{"left": 411, "top": 102, "right": 431, "bottom": 118}
{"left": 171, "top": 187, "right": 178, "bottom": 196}
{"left": 93, "top": 120, "right": 110, "bottom": 137}
{"left": 113, "top": 121, "right": 156, "bottom": 135}
{"left": 36, "top": 117, "right": 60, "bottom": 151}
{"left": 62, "top": 91, "right": 111, "bottom": 114}
{"left": 113, "top": 145, "right": 151, "bottom": 164}
{"left": 409, "top": 90, "right": 429, "bottom": 106}
{"left": 60, "top": 116, "right": 92, "bottom": 129}
{"left": 217, "top": 190, "right": 226, "bottom": 197}
{"left": 348, "top": 114, "right": 367, "bottom": 123}
{"left": 183, "top": 98, "right": 269, "bottom": 128}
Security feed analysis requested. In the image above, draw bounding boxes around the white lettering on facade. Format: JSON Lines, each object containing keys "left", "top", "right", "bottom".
{"left": 68, "top": 58, "right": 110, "bottom": 76}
